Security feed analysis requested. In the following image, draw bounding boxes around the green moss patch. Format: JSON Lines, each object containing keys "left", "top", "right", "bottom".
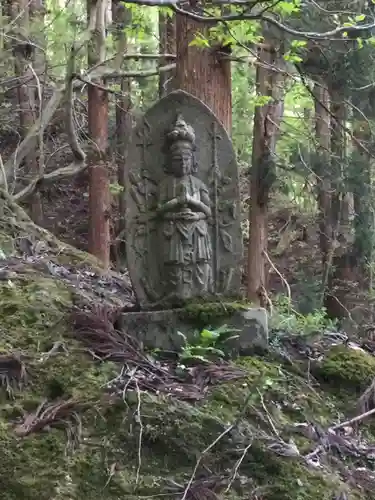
{"left": 314, "top": 345, "right": 375, "bottom": 389}
{"left": 179, "top": 300, "right": 250, "bottom": 327}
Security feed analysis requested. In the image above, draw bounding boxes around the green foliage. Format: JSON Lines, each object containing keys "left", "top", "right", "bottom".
{"left": 175, "top": 324, "right": 240, "bottom": 363}
{"left": 270, "top": 295, "right": 337, "bottom": 337}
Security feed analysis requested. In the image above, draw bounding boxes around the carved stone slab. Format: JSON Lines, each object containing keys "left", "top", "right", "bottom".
{"left": 125, "top": 90, "right": 243, "bottom": 307}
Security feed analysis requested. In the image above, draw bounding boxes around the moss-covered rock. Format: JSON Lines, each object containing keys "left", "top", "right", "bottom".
{"left": 179, "top": 300, "right": 250, "bottom": 326}
{"left": 315, "top": 345, "right": 375, "bottom": 389}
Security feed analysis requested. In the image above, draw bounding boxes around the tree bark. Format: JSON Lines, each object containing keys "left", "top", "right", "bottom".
{"left": 313, "top": 83, "right": 331, "bottom": 268}
{"left": 87, "top": 0, "right": 110, "bottom": 268}
{"left": 330, "top": 91, "right": 346, "bottom": 242}
{"left": 323, "top": 91, "right": 349, "bottom": 319}
{"left": 352, "top": 116, "right": 372, "bottom": 265}
{"left": 112, "top": 1, "right": 132, "bottom": 268}
{"left": 11, "top": 0, "right": 44, "bottom": 224}
{"left": 159, "top": 10, "right": 176, "bottom": 97}
{"left": 175, "top": 9, "right": 231, "bottom": 133}
{"left": 247, "top": 43, "right": 285, "bottom": 306}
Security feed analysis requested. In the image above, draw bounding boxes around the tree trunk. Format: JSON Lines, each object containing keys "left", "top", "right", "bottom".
{"left": 159, "top": 11, "right": 176, "bottom": 97}
{"left": 323, "top": 91, "right": 349, "bottom": 319}
{"left": 87, "top": 0, "right": 110, "bottom": 268}
{"left": 313, "top": 83, "right": 331, "bottom": 269}
{"left": 11, "top": 0, "right": 43, "bottom": 224}
{"left": 330, "top": 91, "right": 346, "bottom": 243}
{"left": 112, "top": 0, "right": 132, "bottom": 269}
{"left": 247, "top": 44, "right": 285, "bottom": 306}
{"left": 175, "top": 10, "right": 231, "bottom": 132}
{"left": 352, "top": 117, "right": 373, "bottom": 265}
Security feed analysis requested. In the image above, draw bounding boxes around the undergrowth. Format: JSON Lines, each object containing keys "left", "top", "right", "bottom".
{"left": 270, "top": 294, "right": 337, "bottom": 337}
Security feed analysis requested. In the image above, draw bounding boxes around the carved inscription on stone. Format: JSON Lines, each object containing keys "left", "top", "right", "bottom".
{"left": 125, "top": 90, "right": 243, "bottom": 306}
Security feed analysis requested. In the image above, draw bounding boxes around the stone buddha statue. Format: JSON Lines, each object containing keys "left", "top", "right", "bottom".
{"left": 156, "top": 114, "right": 213, "bottom": 300}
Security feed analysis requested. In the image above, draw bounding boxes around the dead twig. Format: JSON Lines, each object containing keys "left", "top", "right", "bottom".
{"left": 330, "top": 408, "right": 375, "bottom": 432}
{"left": 225, "top": 440, "right": 253, "bottom": 493}
{"left": 263, "top": 249, "right": 291, "bottom": 310}
{"left": 14, "top": 398, "right": 86, "bottom": 437}
{"left": 257, "top": 388, "right": 280, "bottom": 438}
{"left": 180, "top": 392, "right": 253, "bottom": 500}
{"left": 0, "top": 353, "right": 28, "bottom": 395}
{"left": 135, "top": 378, "right": 143, "bottom": 486}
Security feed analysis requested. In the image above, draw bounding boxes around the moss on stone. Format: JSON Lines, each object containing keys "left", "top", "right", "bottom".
{"left": 179, "top": 299, "right": 250, "bottom": 327}
{"left": 315, "top": 345, "right": 375, "bottom": 389}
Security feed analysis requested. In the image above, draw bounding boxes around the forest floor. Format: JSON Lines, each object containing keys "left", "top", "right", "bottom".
{"left": 1, "top": 189, "right": 375, "bottom": 499}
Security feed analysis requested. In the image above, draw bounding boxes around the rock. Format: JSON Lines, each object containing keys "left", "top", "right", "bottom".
{"left": 117, "top": 303, "right": 268, "bottom": 353}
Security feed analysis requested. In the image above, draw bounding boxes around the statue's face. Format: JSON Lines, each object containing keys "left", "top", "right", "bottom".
{"left": 170, "top": 141, "right": 193, "bottom": 177}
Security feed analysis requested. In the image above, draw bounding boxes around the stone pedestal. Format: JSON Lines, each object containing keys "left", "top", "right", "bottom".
{"left": 117, "top": 304, "right": 268, "bottom": 354}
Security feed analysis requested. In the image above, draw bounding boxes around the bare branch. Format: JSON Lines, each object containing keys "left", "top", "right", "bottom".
{"left": 169, "top": 4, "right": 375, "bottom": 40}
{"left": 66, "top": 47, "right": 86, "bottom": 164}
{"left": 14, "top": 43, "right": 87, "bottom": 203}
{"left": 88, "top": 63, "right": 176, "bottom": 80}
{"left": 2, "top": 86, "right": 65, "bottom": 185}
{"left": 14, "top": 161, "right": 88, "bottom": 202}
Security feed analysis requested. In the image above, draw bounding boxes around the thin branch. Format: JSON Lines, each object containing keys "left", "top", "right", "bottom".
{"left": 87, "top": 63, "right": 176, "bottom": 80}
{"left": 0, "top": 153, "right": 8, "bottom": 193}
{"left": 14, "top": 161, "right": 88, "bottom": 202}
{"left": 181, "top": 391, "right": 253, "bottom": 500}
{"left": 263, "top": 250, "right": 292, "bottom": 306}
{"left": 170, "top": 4, "right": 375, "bottom": 40}
{"left": 135, "top": 379, "right": 143, "bottom": 486}
{"left": 2, "top": 86, "right": 64, "bottom": 185}
{"left": 225, "top": 441, "right": 253, "bottom": 493}
{"left": 330, "top": 408, "right": 375, "bottom": 432}
{"left": 66, "top": 46, "right": 86, "bottom": 164}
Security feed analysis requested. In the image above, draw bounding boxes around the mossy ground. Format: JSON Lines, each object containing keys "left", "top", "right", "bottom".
{"left": 0, "top": 198, "right": 374, "bottom": 498}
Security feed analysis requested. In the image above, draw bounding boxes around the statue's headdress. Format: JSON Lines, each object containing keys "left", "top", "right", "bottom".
{"left": 166, "top": 114, "right": 195, "bottom": 147}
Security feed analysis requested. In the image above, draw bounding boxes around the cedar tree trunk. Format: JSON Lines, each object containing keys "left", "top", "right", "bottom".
{"left": 175, "top": 11, "right": 231, "bottom": 132}
{"left": 247, "top": 44, "right": 284, "bottom": 306}
{"left": 87, "top": 0, "right": 110, "bottom": 268}
{"left": 159, "top": 11, "right": 176, "bottom": 97}
{"left": 113, "top": 0, "right": 132, "bottom": 268}
{"left": 313, "top": 83, "right": 331, "bottom": 269}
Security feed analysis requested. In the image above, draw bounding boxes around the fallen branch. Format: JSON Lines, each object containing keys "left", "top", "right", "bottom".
{"left": 330, "top": 408, "right": 375, "bottom": 432}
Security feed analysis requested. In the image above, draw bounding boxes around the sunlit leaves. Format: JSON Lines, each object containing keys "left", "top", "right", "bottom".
{"left": 284, "top": 39, "right": 307, "bottom": 63}
{"left": 189, "top": 32, "right": 211, "bottom": 48}
{"left": 253, "top": 95, "right": 273, "bottom": 107}
{"left": 274, "top": 0, "right": 301, "bottom": 16}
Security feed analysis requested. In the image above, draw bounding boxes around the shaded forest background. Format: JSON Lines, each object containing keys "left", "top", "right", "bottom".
{"left": 1, "top": 0, "right": 375, "bottom": 331}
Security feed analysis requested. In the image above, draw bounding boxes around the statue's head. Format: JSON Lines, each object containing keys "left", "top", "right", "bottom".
{"left": 166, "top": 114, "right": 197, "bottom": 177}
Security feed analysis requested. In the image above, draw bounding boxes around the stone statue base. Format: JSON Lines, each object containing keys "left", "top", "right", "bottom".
{"left": 117, "top": 302, "right": 268, "bottom": 354}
